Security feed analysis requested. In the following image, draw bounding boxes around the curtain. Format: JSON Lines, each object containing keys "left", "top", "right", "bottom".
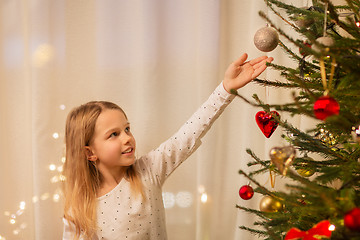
{"left": 0, "top": 0, "right": 312, "bottom": 239}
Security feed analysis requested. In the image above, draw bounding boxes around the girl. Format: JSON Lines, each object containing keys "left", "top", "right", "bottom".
{"left": 62, "top": 53, "right": 273, "bottom": 240}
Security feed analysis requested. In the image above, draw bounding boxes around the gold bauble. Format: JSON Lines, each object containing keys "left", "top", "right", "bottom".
{"left": 259, "top": 196, "right": 284, "bottom": 213}
{"left": 315, "top": 128, "right": 336, "bottom": 146}
{"left": 296, "top": 156, "right": 315, "bottom": 177}
{"left": 296, "top": 168, "right": 315, "bottom": 177}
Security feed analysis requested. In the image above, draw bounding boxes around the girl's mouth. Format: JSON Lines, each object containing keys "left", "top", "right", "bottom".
{"left": 122, "top": 148, "right": 133, "bottom": 154}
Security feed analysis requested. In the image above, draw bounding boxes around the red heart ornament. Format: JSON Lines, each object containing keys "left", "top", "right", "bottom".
{"left": 255, "top": 111, "right": 279, "bottom": 138}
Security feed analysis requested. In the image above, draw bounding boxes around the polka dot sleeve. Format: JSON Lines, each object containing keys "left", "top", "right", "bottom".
{"left": 141, "top": 82, "right": 235, "bottom": 186}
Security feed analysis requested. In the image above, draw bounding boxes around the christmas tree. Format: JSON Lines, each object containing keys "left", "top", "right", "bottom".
{"left": 234, "top": 0, "right": 360, "bottom": 239}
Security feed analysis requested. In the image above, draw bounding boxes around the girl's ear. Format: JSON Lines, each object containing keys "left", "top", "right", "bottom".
{"left": 85, "top": 146, "right": 98, "bottom": 162}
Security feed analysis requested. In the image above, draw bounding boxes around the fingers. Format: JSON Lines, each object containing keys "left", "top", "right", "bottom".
{"left": 249, "top": 55, "right": 270, "bottom": 66}
{"left": 252, "top": 57, "right": 273, "bottom": 69}
{"left": 251, "top": 64, "right": 267, "bottom": 79}
{"left": 251, "top": 57, "right": 273, "bottom": 78}
{"left": 232, "top": 53, "right": 248, "bottom": 67}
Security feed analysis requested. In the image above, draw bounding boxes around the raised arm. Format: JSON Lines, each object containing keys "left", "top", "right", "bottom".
{"left": 140, "top": 53, "right": 273, "bottom": 186}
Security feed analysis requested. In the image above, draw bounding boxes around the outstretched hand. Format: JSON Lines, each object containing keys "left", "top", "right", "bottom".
{"left": 223, "top": 53, "right": 273, "bottom": 93}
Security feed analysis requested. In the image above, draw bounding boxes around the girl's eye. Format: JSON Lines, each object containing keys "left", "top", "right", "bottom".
{"left": 125, "top": 127, "right": 131, "bottom": 133}
{"left": 110, "top": 132, "right": 118, "bottom": 138}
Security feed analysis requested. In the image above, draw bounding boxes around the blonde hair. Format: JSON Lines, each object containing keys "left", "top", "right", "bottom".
{"left": 62, "top": 101, "right": 144, "bottom": 240}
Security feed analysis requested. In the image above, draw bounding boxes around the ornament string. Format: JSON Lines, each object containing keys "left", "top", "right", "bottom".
{"left": 323, "top": 3, "right": 328, "bottom": 37}
{"left": 328, "top": 58, "right": 336, "bottom": 91}
{"left": 319, "top": 58, "right": 336, "bottom": 96}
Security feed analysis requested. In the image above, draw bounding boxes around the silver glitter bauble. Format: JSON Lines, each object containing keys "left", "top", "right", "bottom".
{"left": 293, "top": 7, "right": 314, "bottom": 28}
{"left": 351, "top": 123, "right": 360, "bottom": 143}
{"left": 254, "top": 27, "right": 279, "bottom": 52}
{"left": 312, "top": 36, "right": 334, "bottom": 53}
{"left": 294, "top": 17, "right": 314, "bottom": 29}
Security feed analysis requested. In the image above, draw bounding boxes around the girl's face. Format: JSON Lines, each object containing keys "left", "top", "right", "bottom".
{"left": 88, "top": 109, "right": 136, "bottom": 175}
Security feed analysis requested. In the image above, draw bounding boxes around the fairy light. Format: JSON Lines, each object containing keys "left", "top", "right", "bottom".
{"left": 49, "top": 164, "right": 57, "bottom": 171}
{"left": 53, "top": 193, "right": 60, "bottom": 203}
{"left": 20, "top": 223, "right": 27, "bottom": 229}
{"left": 16, "top": 209, "right": 23, "bottom": 216}
{"left": 59, "top": 175, "right": 66, "bottom": 181}
{"left": 19, "top": 201, "right": 26, "bottom": 210}
{"left": 9, "top": 219, "right": 15, "bottom": 224}
{"left": 200, "top": 193, "right": 208, "bottom": 203}
{"left": 40, "top": 193, "right": 49, "bottom": 201}
{"left": 32, "top": 196, "right": 39, "bottom": 203}
{"left": 329, "top": 224, "right": 336, "bottom": 231}
{"left": 50, "top": 176, "right": 59, "bottom": 183}
{"left": 52, "top": 133, "right": 59, "bottom": 139}
{"left": 59, "top": 104, "right": 66, "bottom": 110}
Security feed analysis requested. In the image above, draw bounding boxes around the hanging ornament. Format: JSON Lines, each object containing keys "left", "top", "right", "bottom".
{"left": 254, "top": 26, "right": 279, "bottom": 52}
{"left": 315, "top": 128, "right": 337, "bottom": 146}
{"left": 344, "top": 207, "right": 360, "bottom": 232}
{"left": 259, "top": 195, "right": 283, "bottom": 212}
{"left": 296, "top": 165, "right": 315, "bottom": 177}
{"left": 293, "top": 7, "right": 314, "bottom": 28}
{"left": 255, "top": 111, "right": 279, "bottom": 138}
{"left": 285, "top": 220, "right": 334, "bottom": 240}
{"left": 239, "top": 185, "right": 254, "bottom": 200}
{"left": 312, "top": 36, "right": 334, "bottom": 53}
{"left": 269, "top": 146, "right": 296, "bottom": 175}
{"left": 294, "top": 16, "right": 314, "bottom": 29}
{"left": 351, "top": 123, "right": 360, "bottom": 143}
{"left": 296, "top": 155, "right": 315, "bottom": 177}
{"left": 313, "top": 3, "right": 334, "bottom": 55}
{"left": 313, "top": 56, "right": 339, "bottom": 121}
{"left": 313, "top": 96, "right": 340, "bottom": 120}
{"left": 296, "top": 168, "right": 315, "bottom": 177}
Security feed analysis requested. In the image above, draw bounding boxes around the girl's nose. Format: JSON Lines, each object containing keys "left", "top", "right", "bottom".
{"left": 121, "top": 133, "right": 132, "bottom": 143}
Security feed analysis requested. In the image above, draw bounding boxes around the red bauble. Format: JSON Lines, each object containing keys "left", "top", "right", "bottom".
{"left": 313, "top": 96, "right": 340, "bottom": 120}
{"left": 344, "top": 207, "right": 360, "bottom": 232}
{"left": 239, "top": 185, "right": 254, "bottom": 200}
{"left": 255, "top": 111, "right": 279, "bottom": 138}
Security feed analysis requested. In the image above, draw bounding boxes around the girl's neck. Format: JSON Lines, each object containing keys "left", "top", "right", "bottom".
{"left": 97, "top": 167, "right": 127, "bottom": 197}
